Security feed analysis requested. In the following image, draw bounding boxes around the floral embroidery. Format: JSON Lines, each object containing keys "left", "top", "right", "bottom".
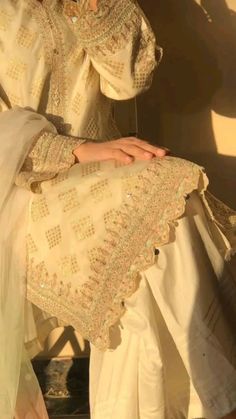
{"left": 26, "top": 157, "right": 222, "bottom": 350}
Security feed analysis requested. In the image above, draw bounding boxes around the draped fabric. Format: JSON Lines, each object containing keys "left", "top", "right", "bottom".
{"left": 25, "top": 156, "right": 236, "bottom": 350}
{"left": 0, "top": 108, "right": 54, "bottom": 418}
{"left": 0, "top": 1, "right": 236, "bottom": 418}
{"left": 90, "top": 193, "right": 236, "bottom": 419}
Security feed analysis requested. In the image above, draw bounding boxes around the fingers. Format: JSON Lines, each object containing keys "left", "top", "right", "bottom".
{"left": 74, "top": 139, "right": 169, "bottom": 165}
{"left": 110, "top": 148, "right": 133, "bottom": 164}
{"left": 119, "top": 137, "right": 169, "bottom": 157}
{"left": 116, "top": 144, "right": 154, "bottom": 160}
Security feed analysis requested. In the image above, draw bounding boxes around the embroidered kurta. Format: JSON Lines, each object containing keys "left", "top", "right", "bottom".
{"left": 0, "top": 0, "right": 160, "bottom": 191}
{"left": 0, "top": 2, "right": 236, "bottom": 418}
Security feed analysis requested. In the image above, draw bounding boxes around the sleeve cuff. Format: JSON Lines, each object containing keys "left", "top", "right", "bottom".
{"left": 15, "top": 131, "right": 86, "bottom": 192}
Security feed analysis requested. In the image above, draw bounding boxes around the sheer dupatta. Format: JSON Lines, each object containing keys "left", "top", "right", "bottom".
{"left": 0, "top": 107, "right": 54, "bottom": 418}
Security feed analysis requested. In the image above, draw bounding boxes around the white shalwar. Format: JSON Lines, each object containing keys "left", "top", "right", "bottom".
{"left": 90, "top": 192, "right": 236, "bottom": 419}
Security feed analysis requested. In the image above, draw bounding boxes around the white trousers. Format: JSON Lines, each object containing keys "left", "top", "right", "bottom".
{"left": 89, "top": 193, "right": 236, "bottom": 419}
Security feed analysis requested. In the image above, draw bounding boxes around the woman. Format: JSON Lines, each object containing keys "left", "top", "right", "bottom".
{"left": 0, "top": 0, "right": 235, "bottom": 418}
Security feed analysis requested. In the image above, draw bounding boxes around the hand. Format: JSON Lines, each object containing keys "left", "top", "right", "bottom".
{"left": 73, "top": 137, "right": 169, "bottom": 164}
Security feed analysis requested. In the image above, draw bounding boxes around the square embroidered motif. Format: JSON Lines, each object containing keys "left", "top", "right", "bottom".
{"left": 6, "top": 59, "right": 27, "bottom": 80}
{"left": 81, "top": 162, "right": 101, "bottom": 177}
{"left": 104, "top": 60, "right": 124, "bottom": 78}
{"left": 7, "top": 92, "right": 21, "bottom": 107}
{"left": 50, "top": 171, "right": 69, "bottom": 186}
{"left": 58, "top": 188, "right": 80, "bottom": 212}
{"left": 86, "top": 117, "right": 99, "bottom": 138}
{"left": 104, "top": 209, "right": 119, "bottom": 227}
{"left": 26, "top": 234, "right": 38, "bottom": 254}
{"left": 46, "top": 225, "right": 62, "bottom": 249}
{"left": 88, "top": 247, "right": 105, "bottom": 271}
{"left": 72, "top": 216, "right": 95, "bottom": 241}
{"left": 88, "top": 247, "right": 101, "bottom": 265}
{"left": 17, "top": 26, "right": 36, "bottom": 49}
{"left": 0, "top": 9, "right": 12, "bottom": 32}
{"left": 29, "top": 78, "right": 45, "bottom": 98}
{"left": 31, "top": 196, "right": 50, "bottom": 222}
{"left": 133, "top": 73, "right": 149, "bottom": 89}
{"left": 90, "top": 179, "right": 112, "bottom": 203}
{"left": 71, "top": 92, "right": 82, "bottom": 115}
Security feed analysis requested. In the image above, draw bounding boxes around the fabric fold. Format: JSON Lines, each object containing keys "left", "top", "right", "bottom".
{"left": 0, "top": 107, "right": 54, "bottom": 418}
{"left": 26, "top": 156, "right": 236, "bottom": 350}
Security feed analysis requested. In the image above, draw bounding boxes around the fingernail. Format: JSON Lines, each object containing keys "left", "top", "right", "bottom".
{"left": 160, "top": 148, "right": 170, "bottom": 153}
{"left": 144, "top": 152, "right": 153, "bottom": 158}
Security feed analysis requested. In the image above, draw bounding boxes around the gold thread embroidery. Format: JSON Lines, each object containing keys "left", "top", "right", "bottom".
{"left": 90, "top": 179, "right": 112, "bottom": 203}
{"left": 29, "top": 78, "right": 45, "bottom": 98}
{"left": 16, "top": 26, "right": 36, "bottom": 49}
{"left": 85, "top": 117, "right": 99, "bottom": 138}
{"left": 27, "top": 158, "right": 210, "bottom": 350}
{"left": 60, "top": 255, "right": 80, "bottom": 277}
{"left": 71, "top": 92, "right": 82, "bottom": 115}
{"left": 46, "top": 225, "right": 62, "bottom": 248}
{"left": 81, "top": 162, "right": 101, "bottom": 177}
{"left": 103, "top": 60, "right": 125, "bottom": 79}
{"left": 26, "top": 234, "right": 38, "bottom": 253}
{"left": 0, "top": 9, "right": 13, "bottom": 32}
{"left": 72, "top": 216, "right": 95, "bottom": 241}
{"left": 6, "top": 59, "right": 27, "bottom": 80}
{"left": 58, "top": 188, "right": 80, "bottom": 212}
{"left": 7, "top": 92, "right": 21, "bottom": 107}
{"left": 31, "top": 196, "right": 50, "bottom": 222}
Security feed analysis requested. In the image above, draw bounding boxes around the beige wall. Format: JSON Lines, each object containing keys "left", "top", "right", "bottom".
{"left": 136, "top": 0, "right": 236, "bottom": 208}
{"left": 39, "top": 0, "right": 236, "bottom": 358}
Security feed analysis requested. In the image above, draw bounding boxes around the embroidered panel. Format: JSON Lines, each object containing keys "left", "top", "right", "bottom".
{"left": 6, "top": 59, "right": 27, "bottom": 80}
{"left": 16, "top": 26, "right": 36, "bottom": 49}
{"left": 27, "top": 157, "right": 214, "bottom": 350}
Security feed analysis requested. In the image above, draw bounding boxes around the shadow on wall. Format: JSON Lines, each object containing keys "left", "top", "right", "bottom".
{"left": 137, "top": 0, "right": 236, "bottom": 208}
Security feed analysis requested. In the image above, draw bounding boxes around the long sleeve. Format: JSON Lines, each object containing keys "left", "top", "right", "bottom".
{"left": 15, "top": 131, "right": 84, "bottom": 193}
{"left": 69, "top": 0, "right": 162, "bottom": 100}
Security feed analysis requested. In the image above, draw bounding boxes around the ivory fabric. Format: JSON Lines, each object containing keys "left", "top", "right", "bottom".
{"left": 25, "top": 156, "right": 236, "bottom": 350}
{"left": 0, "top": 108, "right": 54, "bottom": 419}
{"left": 0, "top": 0, "right": 160, "bottom": 190}
{"left": 0, "top": 0, "right": 161, "bottom": 192}
{"left": 0, "top": 0, "right": 158, "bottom": 118}
{"left": 0, "top": 1, "right": 236, "bottom": 418}
{"left": 90, "top": 192, "right": 236, "bottom": 419}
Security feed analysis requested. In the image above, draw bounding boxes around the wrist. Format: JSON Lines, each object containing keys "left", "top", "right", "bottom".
{"left": 73, "top": 140, "right": 88, "bottom": 162}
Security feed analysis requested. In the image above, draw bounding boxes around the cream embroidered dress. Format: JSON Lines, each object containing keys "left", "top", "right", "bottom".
{"left": 0, "top": 1, "right": 236, "bottom": 418}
